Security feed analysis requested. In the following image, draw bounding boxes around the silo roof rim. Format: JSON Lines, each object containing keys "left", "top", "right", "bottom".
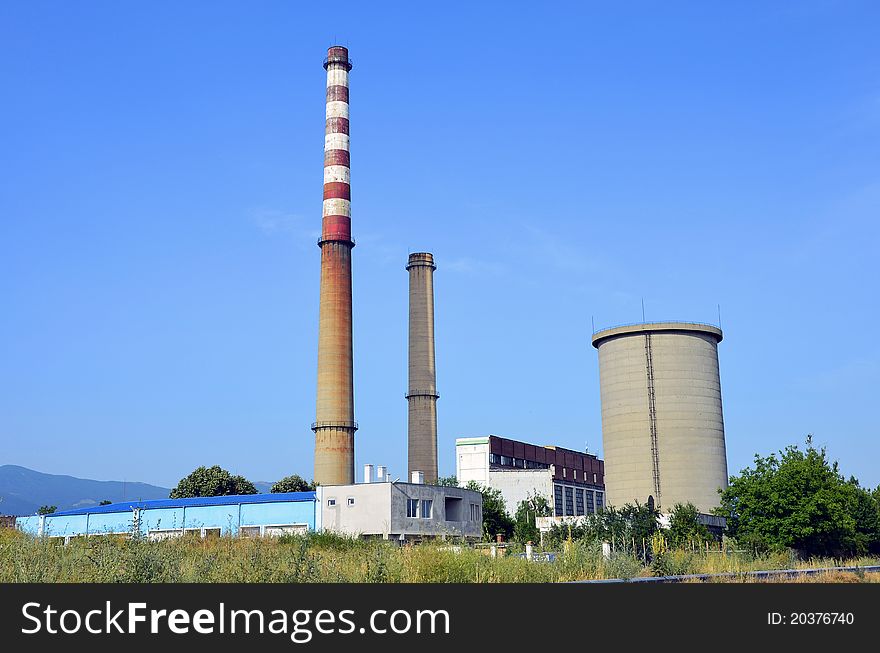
{"left": 591, "top": 321, "right": 723, "bottom": 348}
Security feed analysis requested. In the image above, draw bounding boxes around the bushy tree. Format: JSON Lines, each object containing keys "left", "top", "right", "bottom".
{"left": 37, "top": 505, "right": 57, "bottom": 515}
{"left": 513, "top": 493, "right": 551, "bottom": 544}
{"left": 666, "top": 502, "right": 711, "bottom": 547}
{"left": 169, "top": 465, "right": 257, "bottom": 499}
{"left": 465, "top": 481, "right": 514, "bottom": 541}
{"left": 271, "top": 475, "right": 316, "bottom": 493}
{"left": 545, "top": 502, "right": 660, "bottom": 558}
{"left": 435, "top": 475, "right": 459, "bottom": 487}
{"left": 716, "top": 436, "right": 880, "bottom": 557}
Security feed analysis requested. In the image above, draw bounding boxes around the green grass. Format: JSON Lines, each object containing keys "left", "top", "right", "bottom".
{"left": 1, "top": 530, "right": 877, "bottom": 583}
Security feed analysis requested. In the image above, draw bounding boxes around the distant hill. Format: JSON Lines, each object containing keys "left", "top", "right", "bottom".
{"left": 0, "top": 465, "right": 172, "bottom": 516}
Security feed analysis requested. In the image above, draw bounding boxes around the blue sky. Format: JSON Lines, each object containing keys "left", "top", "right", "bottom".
{"left": 1, "top": 1, "right": 878, "bottom": 490}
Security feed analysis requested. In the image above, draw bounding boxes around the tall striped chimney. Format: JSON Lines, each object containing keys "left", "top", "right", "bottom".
{"left": 406, "top": 252, "right": 439, "bottom": 483}
{"left": 312, "top": 45, "right": 356, "bottom": 486}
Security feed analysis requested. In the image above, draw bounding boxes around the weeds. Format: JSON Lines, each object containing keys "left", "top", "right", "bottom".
{"left": 1, "top": 529, "right": 877, "bottom": 583}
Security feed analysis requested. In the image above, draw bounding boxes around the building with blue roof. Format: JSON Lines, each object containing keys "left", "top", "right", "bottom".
{"left": 15, "top": 474, "right": 484, "bottom": 542}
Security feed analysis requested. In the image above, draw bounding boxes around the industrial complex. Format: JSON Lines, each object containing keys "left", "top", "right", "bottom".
{"left": 16, "top": 477, "right": 482, "bottom": 543}
{"left": 9, "top": 46, "right": 731, "bottom": 541}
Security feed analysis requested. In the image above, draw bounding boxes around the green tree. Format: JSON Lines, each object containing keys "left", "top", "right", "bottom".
{"left": 465, "top": 481, "right": 514, "bottom": 541}
{"left": 715, "top": 436, "right": 879, "bottom": 557}
{"left": 435, "top": 475, "right": 459, "bottom": 487}
{"left": 666, "top": 502, "right": 711, "bottom": 548}
{"left": 513, "top": 493, "right": 551, "bottom": 544}
{"left": 271, "top": 475, "right": 316, "bottom": 493}
{"left": 543, "top": 502, "right": 659, "bottom": 557}
{"left": 37, "top": 505, "right": 57, "bottom": 515}
{"left": 169, "top": 465, "right": 257, "bottom": 499}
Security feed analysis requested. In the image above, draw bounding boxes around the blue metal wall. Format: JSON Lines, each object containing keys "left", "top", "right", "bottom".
{"left": 15, "top": 495, "right": 318, "bottom": 539}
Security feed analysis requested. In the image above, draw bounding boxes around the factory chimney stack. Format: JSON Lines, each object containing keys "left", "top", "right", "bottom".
{"left": 406, "top": 252, "right": 439, "bottom": 483}
{"left": 312, "top": 46, "right": 356, "bottom": 486}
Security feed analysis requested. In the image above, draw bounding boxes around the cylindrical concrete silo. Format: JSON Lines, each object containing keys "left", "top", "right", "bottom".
{"left": 591, "top": 322, "right": 728, "bottom": 513}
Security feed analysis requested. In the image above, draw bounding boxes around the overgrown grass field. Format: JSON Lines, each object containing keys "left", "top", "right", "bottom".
{"left": 2, "top": 530, "right": 878, "bottom": 583}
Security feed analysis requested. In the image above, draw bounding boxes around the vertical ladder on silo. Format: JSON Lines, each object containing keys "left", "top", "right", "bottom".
{"left": 645, "top": 333, "right": 662, "bottom": 502}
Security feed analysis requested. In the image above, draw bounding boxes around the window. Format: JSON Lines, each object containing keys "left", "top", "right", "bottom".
{"left": 575, "top": 489, "right": 584, "bottom": 516}
{"left": 554, "top": 484, "right": 563, "bottom": 517}
{"left": 421, "top": 499, "right": 433, "bottom": 519}
{"left": 445, "top": 497, "right": 463, "bottom": 521}
{"left": 489, "top": 453, "right": 500, "bottom": 465}
{"left": 562, "top": 467, "right": 567, "bottom": 478}
{"left": 596, "top": 491, "right": 604, "bottom": 511}
{"left": 470, "top": 503, "right": 481, "bottom": 522}
{"left": 565, "top": 487, "right": 574, "bottom": 516}
{"left": 585, "top": 490, "right": 595, "bottom": 515}
{"left": 500, "top": 455, "right": 513, "bottom": 466}
{"left": 239, "top": 526, "right": 261, "bottom": 538}
{"left": 593, "top": 473, "right": 598, "bottom": 483}
{"left": 327, "top": 498, "right": 337, "bottom": 507}
{"left": 407, "top": 498, "right": 419, "bottom": 518}
{"left": 347, "top": 497, "right": 355, "bottom": 506}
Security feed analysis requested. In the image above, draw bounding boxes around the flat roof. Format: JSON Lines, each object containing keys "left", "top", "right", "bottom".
{"left": 455, "top": 437, "right": 490, "bottom": 445}
{"left": 591, "top": 321, "right": 722, "bottom": 348}
{"left": 43, "top": 492, "right": 317, "bottom": 517}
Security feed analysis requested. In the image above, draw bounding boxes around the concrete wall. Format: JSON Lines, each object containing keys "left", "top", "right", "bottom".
{"left": 390, "top": 483, "right": 482, "bottom": 539}
{"left": 455, "top": 438, "right": 490, "bottom": 486}
{"left": 592, "top": 322, "right": 728, "bottom": 512}
{"left": 486, "top": 469, "right": 553, "bottom": 516}
{"left": 318, "top": 483, "right": 393, "bottom": 536}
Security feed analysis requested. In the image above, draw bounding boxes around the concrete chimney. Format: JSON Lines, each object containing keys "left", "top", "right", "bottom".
{"left": 312, "top": 45, "right": 357, "bottom": 486}
{"left": 376, "top": 465, "right": 387, "bottom": 483}
{"left": 363, "top": 464, "right": 374, "bottom": 484}
{"left": 411, "top": 470, "right": 425, "bottom": 485}
{"left": 406, "top": 252, "right": 439, "bottom": 484}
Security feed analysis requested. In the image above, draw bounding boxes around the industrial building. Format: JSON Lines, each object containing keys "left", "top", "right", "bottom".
{"left": 322, "top": 468, "right": 481, "bottom": 541}
{"left": 15, "top": 477, "right": 482, "bottom": 543}
{"left": 407, "top": 252, "right": 439, "bottom": 484}
{"left": 456, "top": 435, "right": 606, "bottom": 523}
{"left": 591, "top": 321, "right": 728, "bottom": 513}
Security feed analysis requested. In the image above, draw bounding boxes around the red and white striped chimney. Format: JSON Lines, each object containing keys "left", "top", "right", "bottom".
{"left": 312, "top": 45, "right": 356, "bottom": 486}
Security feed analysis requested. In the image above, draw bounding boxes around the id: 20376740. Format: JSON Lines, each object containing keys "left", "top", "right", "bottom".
{"left": 768, "top": 613, "right": 854, "bottom": 625}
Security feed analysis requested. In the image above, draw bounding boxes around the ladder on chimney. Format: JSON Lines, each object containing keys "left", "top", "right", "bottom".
{"left": 645, "top": 333, "right": 662, "bottom": 503}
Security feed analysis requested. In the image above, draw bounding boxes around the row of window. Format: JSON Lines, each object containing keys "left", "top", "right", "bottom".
{"left": 560, "top": 467, "right": 600, "bottom": 483}
{"left": 553, "top": 485, "right": 604, "bottom": 517}
{"left": 489, "top": 453, "right": 550, "bottom": 470}
{"left": 326, "top": 497, "right": 356, "bottom": 507}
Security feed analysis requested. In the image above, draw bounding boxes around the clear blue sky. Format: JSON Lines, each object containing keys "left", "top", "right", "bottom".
{"left": 2, "top": 1, "right": 878, "bottom": 490}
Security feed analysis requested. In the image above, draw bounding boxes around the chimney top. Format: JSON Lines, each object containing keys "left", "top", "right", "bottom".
{"left": 324, "top": 46, "right": 352, "bottom": 71}
{"left": 406, "top": 252, "right": 436, "bottom": 270}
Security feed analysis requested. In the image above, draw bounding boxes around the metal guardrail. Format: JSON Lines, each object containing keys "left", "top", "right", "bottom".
{"left": 311, "top": 421, "right": 358, "bottom": 431}
{"left": 323, "top": 57, "right": 353, "bottom": 71}
{"left": 571, "top": 565, "right": 880, "bottom": 583}
{"left": 591, "top": 320, "right": 721, "bottom": 335}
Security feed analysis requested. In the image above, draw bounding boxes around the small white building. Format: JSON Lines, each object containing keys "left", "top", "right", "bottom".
{"left": 317, "top": 469, "right": 482, "bottom": 541}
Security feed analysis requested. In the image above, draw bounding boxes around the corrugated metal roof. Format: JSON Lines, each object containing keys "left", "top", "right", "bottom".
{"left": 48, "top": 492, "right": 317, "bottom": 517}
